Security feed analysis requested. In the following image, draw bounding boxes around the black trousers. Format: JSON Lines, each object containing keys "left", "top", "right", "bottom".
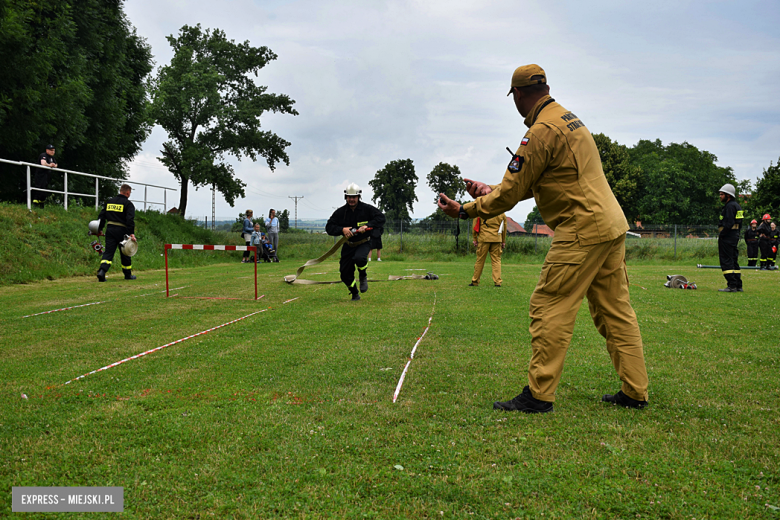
{"left": 718, "top": 235, "right": 741, "bottom": 288}
{"left": 746, "top": 241, "right": 759, "bottom": 266}
{"left": 100, "top": 226, "right": 133, "bottom": 275}
{"left": 339, "top": 240, "right": 371, "bottom": 293}
{"left": 759, "top": 239, "right": 772, "bottom": 268}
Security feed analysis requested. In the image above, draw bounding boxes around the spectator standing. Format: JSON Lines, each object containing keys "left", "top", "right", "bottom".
{"left": 265, "top": 209, "right": 280, "bottom": 258}
{"left": 242, "top": 210, "right": 254, "bottom": 263}
{"left": 33, "top": 144, "right": 58, "bottom": 208}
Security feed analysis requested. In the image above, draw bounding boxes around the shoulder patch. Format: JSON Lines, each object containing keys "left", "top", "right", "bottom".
{"left": 521, "top": 137, "right": 529, "bottom": 146}
{"left": 507, "top": 154, "right": 524, "bottom": 173}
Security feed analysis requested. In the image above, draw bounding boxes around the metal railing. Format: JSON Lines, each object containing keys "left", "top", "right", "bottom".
{"left": 0, "top": 158, "right": 176, "bottom": 212}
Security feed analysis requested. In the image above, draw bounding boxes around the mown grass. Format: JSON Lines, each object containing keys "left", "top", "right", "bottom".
{"left": 1, "top": 257, "right": 779, "bottom": 519}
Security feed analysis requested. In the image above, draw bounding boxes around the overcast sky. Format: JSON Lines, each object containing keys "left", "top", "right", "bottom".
{"left": 124, "top": 0, "right": 780, "bottom": 224}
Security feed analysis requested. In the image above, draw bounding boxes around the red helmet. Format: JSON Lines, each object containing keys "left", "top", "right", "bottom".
{"left": 763, "top": 214, "right": 772, "bottom": 220}
{"left": 751, "top": 219, "right": 757, "bottom": 224}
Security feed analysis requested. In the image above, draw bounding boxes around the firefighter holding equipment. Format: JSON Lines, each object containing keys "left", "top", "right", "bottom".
{"left": 769, "top": 221, "right": 779, "bottom": 267}
{"left": 438, "top": 64, "right": 649, "bottom": 413}
{"left": 96, "top": 184, "right": 137, "bottom": 282}
{"left": 757, "top": 214, "right": 774, "bottom": 270}
{"left": 470, "top": 213, "right": 507, "bottom": 287}
{"left": 326, "top": 183, "right": 386, "bottom": 301}
{"left": 745, "top": 219, "right": 759, "bottom": 267}
{"left": 717, "top": 184, "right": 743, "bottom": 292}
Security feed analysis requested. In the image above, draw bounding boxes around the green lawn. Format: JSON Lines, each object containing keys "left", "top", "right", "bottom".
{"left": 1, "top": 258, "right": 779, "bottom": 519}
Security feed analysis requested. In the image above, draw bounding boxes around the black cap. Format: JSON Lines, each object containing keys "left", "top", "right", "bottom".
{"left": 46, "top": 144, "right": 55, "bottom": 150}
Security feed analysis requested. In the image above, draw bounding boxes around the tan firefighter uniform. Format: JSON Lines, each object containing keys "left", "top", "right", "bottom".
{"left": 472, "top": 214, "right": 507, "bottom": 286}
{"left": 463, "top": 88, "right": 649, "bottom": 404}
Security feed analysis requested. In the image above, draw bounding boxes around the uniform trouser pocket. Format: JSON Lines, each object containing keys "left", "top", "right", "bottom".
{"left": 537, "top": 243, "right": 588, "bottom": 296}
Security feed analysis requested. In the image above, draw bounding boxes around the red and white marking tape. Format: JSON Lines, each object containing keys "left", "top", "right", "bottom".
{"left": 63, "top": 309, "right": 267, "bottom": 385}
{"left": 392, "top": 292, "right": 437, "bottom": 403}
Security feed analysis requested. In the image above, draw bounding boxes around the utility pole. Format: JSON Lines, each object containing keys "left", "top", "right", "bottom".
{"left": 289, "top": 195, "right": 304, "bottom": 229}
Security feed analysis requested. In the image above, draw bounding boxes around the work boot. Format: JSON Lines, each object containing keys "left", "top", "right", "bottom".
{"left": 493, "top": 386, "right": 553, "bottom": 413}
{"left": 123, "top": 269, "right": 136, "bottom": 280}
{"left": 468, "top": 282, "right": 478, "bottom": 286}
{"left": 351, "top": 291, "right": 361, "bottom": 301}
{"left": 718, "top": 287, "right": 739, "bottom": 292}
{"left": 359, "top": 272, "right": 368, "bottom": 293}
{"left": 97, "top": 269, "right": 106, "bottom": 282}
{"left": 602, "top": 390, "right": 648, "bottom": 409}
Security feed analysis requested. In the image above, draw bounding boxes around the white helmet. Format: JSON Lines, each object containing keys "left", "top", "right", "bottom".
{"left": 88, "top": 220, "right": 100, "bottom": 235}
{"left": 719, "top": 183, "right": 736, "bottom": 198}
{"left": 344, "top": 183, "right": 362, "bottom": 199}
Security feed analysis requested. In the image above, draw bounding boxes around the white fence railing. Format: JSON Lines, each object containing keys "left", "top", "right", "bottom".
{"left": 0, "top": 158, "right": 176, "bottom": 212}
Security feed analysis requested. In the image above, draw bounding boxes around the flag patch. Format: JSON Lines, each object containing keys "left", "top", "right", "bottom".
{"left": 521, "top": 137, "right": 530, "bottom": 146}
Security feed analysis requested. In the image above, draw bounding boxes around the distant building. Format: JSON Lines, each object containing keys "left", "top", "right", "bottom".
{"left": 505, "top": 216, "right": 526, "bottom": 235}
{"left": 167, "top": 207, "right": 179, "bottom": 215}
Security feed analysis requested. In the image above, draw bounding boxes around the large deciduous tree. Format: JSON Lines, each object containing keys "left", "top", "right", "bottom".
{"left": 592, "top": 133, "right": 643, "bottom": 221}
{"left": 148, "top": 24, "right": 298, "bottom": 217}
{"left": 0, "top": 0, "right": 153, "bottom": 202}
{"left": 629, "top": 139, "right": 736, "bottom": 225}
{"left": 368, "top": 159, "right": 418, "bottom": 225}
{"left": 749, "top": 158, "right": 780, "bottom": 219}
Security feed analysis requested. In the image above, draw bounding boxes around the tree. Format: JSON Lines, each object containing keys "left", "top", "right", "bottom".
{"left": 629, "top": 140, "right": 736, "bottom": 225}
{"left": 423, "top": 162, "right": 465, "bottom": 221}
{"left": 278, "top": 209, "right": 290, "bottom": 232}
{"left": 368, "top": 159, "right": 418, "bottom": 225}
{"left": 0, "top": 0, "right": 153, "bottom": 202}
{"left": 749, "top": 158, "right": 780, "bottom": 219}
{"left": 147, "top": 24, "right": 298, "bottom": 217}
{"left": 524, "top": 205, "right": 543, "bottom": 230}
{"left": 592, "top": 133, "right": 643, "bottom": 221}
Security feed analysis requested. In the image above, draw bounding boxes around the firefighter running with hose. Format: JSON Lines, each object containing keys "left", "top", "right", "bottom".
{"left": 744, "top": 219, "right": 759, "bottom": 267}
{"left": 96, "top": 184, "right": 137, "bottom": 282}
{"left": 326, "top": 183, "right": 386, "bottom": 301}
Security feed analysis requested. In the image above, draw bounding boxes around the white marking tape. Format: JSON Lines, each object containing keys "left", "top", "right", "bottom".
{"left": 392, "top": 292, "right": 437, "bottom": 403}
{"left": 23, "top": 301, "right": 109, "bottom": 318}
{"left": 63, "top": 309, "right": 267, "bottom": 385}
{"left": 22, "top": 286, "right": 189, "bottom": 318}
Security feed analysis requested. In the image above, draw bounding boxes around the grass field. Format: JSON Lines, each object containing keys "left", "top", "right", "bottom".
{"left": 2, "top": 257, "right": 779, "bottom": 519}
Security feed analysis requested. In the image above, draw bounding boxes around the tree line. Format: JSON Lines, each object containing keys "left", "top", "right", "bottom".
{"left": 1, "top": 1, "right": 778, "bottom": 225}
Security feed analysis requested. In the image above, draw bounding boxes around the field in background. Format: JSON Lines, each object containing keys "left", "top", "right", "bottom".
{"left": 1, "top": 203, "right": 729, "bottom": 286}
{"left": 1, "top": 259, "right": 779, "bottom": 518}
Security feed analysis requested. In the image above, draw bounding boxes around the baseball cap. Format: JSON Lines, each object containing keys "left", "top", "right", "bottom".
{"left": 507, "top": 64, "right": 547, "bottom": 96}
{"left": 46, "top": 144, "right": 55, "bottom": 150}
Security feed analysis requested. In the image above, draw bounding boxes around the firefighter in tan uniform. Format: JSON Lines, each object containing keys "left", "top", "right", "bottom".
{"left": 470, "top": 214, "right": 507, "bottom": 287}
{"left": 439, "top": 64, "right": 649, "bottom": 413}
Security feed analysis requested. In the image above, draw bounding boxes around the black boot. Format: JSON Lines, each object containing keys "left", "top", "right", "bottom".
{"left": 123, "top": 269, "right": 136, "bottom": 280}
{"left": 359, "top": 271, "right": 368, "bottom": 293}
{"left": 97, "top": 269, "right": 106, "bottom": 282}
{"left": 602, "top": 390, "right": 648, "bottom": 409}
{"left": 493, "top": 386, "right": 553, "bottom": 413}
